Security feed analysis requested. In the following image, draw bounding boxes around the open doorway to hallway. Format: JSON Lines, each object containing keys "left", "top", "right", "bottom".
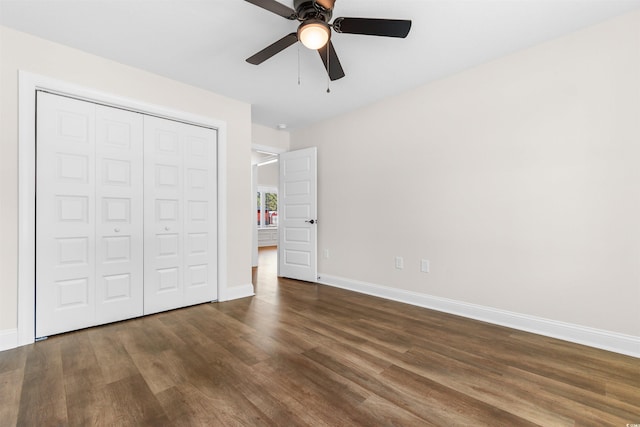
{"left": 252, "top": 149, "right": 280, "bottom": 273}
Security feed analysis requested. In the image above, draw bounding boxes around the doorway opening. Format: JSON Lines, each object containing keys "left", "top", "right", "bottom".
{"left": 252, "top": 149, "right": 280, "bottom": 273}
{"left": 251, "top": 146, "right": 318, "bottom": 283}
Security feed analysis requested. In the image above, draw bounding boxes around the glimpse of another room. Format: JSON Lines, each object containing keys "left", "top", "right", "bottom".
{"left": 252, "top": 150, "right": 279, "bottom": 268}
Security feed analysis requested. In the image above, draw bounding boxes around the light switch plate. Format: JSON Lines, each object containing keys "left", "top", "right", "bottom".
{"left": 395, "top": 256, "right": 404, "bottom": 269}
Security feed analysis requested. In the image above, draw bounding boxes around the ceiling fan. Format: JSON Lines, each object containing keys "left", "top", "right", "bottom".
{"left": 245, "top": 0, "right": 412, "bottom": 81}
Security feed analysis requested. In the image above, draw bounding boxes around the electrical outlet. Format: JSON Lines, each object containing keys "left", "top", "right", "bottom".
{"left": 323, "top": 249, "right": 330, "bottom": 259}
{"left": 421, "top": 259, "right": 430, "bottom": 273}
{"left": 395, "top": 256, "right": 404, "bottom": 269}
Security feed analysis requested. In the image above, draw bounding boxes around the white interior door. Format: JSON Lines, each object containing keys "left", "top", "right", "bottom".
{"left": 278, "top": 147, "right": 318, "bottom": 282}
{"left": 183, "top": 124, "right": 218, "bottom": 305}
{"left": 36, "top": 92, "right": 144, "bottom": 337}
{"left": 36, "top": 92, "right": 97, "bottom": 337}
{"left": 94, "top": 105, "right": 144, "bottom": 324}
{"left": 143, "top": 116, "right": 217, "bottom": 314}
{"left": 143, "top": 116, "right": 184, "bottom": 314}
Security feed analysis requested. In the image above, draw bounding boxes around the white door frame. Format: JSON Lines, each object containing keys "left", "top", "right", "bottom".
{"left": 17, "top": 71, "right": 228, "bottom": 346}
{"left": 252, "top": 164, "right": 259, "bottom": 267}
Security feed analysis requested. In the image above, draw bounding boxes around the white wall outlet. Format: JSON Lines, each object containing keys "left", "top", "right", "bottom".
{"left": 323, "top": 249, "right": 330, "bottom": 259}
{"left": 395, "top": 256, "right": 404, "bottom": 269}
{"left": 421, "top": 259, "right": 430, "bottom": 273}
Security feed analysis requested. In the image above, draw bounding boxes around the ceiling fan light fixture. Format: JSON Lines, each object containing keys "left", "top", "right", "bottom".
{"left": 298, "top": 20, "right": 330, "bottom": 50}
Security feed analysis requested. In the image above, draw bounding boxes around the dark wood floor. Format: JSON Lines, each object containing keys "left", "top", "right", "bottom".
{"left": 1, "top": 247, "right": 638, "bottom": 426}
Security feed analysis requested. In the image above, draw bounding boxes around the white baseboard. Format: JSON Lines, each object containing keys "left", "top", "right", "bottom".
{"left": 317, "top": 274, "right": 639, "bottom": 358}
{"left": 0, "top": 328, "right": 18, "bottom": 352}
{"left": 219, "top": 283, "right": 255, "bottom": 302}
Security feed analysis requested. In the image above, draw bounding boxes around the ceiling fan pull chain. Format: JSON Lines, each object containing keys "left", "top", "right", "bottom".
{"left": 326, "top": 46, "right": 331, "bottom": 93}
{"left": 297, "top": 44, "right": 301, "bottom": 86}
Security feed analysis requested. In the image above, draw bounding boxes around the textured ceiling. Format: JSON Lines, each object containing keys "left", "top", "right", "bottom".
{"left": 1, "top": 0, "right": 639, "bottom": 130}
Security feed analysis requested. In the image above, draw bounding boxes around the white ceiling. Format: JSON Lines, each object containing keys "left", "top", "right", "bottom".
{"left": 2, "top": 0, "right": 639, "bottom": 130}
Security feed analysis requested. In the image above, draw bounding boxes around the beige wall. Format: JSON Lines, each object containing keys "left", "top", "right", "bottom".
{"left": 0, "top": 26, "right": 253, "bottom": 331}
{"left": 252, "top": 123, "right": 290, "bottom": 152}
{"left": 291, "top": 11, "right": 640, "bottom": 336}
{"left": 252, "top": 123, "right": 289, "bottom": 187}
{"left": 257, "top": 162, "right": 279, "bottom": 188}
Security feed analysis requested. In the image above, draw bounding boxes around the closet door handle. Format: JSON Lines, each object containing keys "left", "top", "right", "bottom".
{"left": 164, "top": 226, "right": 170, "bottom": 231}
{"left": 114, "top": 228, "right": 120, "bottom": 233}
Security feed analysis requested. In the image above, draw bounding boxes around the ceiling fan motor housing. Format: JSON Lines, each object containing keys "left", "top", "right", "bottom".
{"left": 294, "top": 0, "right": 332, "bottom": 22}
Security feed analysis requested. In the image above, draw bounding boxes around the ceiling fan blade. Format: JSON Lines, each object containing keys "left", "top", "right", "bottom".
{"left": 244, "top": 0, "right": 296, "bottom": 20}
{"left": 314, "top": 0, "right": 336, "bottom": 11}
{"left": 318, "top": 41, "right": 345, "bottom": 81}
{"left": 333, "top": 17, "right": 412, "bottom": 38}
{"left": 246, "top": 33, "right": 298, "bottom": 65}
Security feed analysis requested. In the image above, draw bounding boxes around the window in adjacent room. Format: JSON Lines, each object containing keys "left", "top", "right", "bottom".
{"left": 257, "top": 188, "right": 278, "bottom": 227}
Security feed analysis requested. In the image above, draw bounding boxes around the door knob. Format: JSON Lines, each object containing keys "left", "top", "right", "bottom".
{"left": 305, "top": 219, "right": 317, "bottom": 224}
{"left": 164, "top": 226, "right": 170, "bottom": 231}
{"left": 114, "top": 228, "right": 120, "bottom": 233}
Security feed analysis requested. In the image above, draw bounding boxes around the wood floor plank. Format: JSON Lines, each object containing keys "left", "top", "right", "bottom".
{"left": 358, "top": 394, "right": 441, "bottom": 427}
{"left": 88, "top": 325, "right": 140, "bottom": 384}
{"left": 606, "top": 381, "right": 640, "bottom": 408}
{"left": 396, "top": 345, "right": 580, "bottom": 425}
{"left": 503, "top": 366, "right": 640, "bottom": 426}
{"left": 185, "top": 309, "right": 273, "bottom": 367}
{"left": 128, "top": 348, "right": 190, "bottom": 395}
{"left": 0, "top": 345, "right": 27, "bottom": 426}
{"left": 244, "top": 327, "right": 313, "bottom": 360}
{"left": 60, "top": 332, "right": 111, "bottom": 426}
{"left": 156, "top": 384, "right": 236, "bottom": 427}
{"left": 17, "top": 340, "right": 68, "bottom": 426}
{"left": 3, "top": 247, "right": 638, "bottom": 425}
{"left": 0, "top": 369, "right": 24, "bottom": 426}
{"left": 0, "top": 346, "right": 27, "bottom": 375}
{"left": 248, "top": 357, "right": 371, "bottom": 426}
{"left": 226, "top": 373, "right": 315, "bottom": 426}
{"left": 64, "top": 380, "right": 110, "bottom": 427}
{"left": 103, "top": 374, "right": 171, "bottom": 426}
{"left": 381, "top": 363, "right": 541, "bottom": 426}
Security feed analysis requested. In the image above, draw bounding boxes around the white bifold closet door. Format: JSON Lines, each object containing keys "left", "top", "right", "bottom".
{"left": 36, "top": 92, "right": 217, "bottom": 338}
{"left": 36, "top": 92, "right": 144, "bottom": 337}
{"left": 143, "top": 116, "right": 217, "bottom": 314}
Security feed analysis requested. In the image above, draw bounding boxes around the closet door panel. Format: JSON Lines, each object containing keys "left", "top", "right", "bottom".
{"left": 143, "top": 116, "right": 185, "bottom": 314}
{"left": 184, "top": 128, "right": 218, "bottom": 304}
{"left": 144, "top": 116, "right": 217, "bottom": 313}
{"left": 36, "top": 92, "right": 97, "bottom": 337}
{"left": 95, "top": 105, "right": 144, "bottom": 323}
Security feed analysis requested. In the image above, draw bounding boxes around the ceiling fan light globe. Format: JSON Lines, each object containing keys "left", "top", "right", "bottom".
{"left": 298, "top": 21, "right": 330, "bottom": 50}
